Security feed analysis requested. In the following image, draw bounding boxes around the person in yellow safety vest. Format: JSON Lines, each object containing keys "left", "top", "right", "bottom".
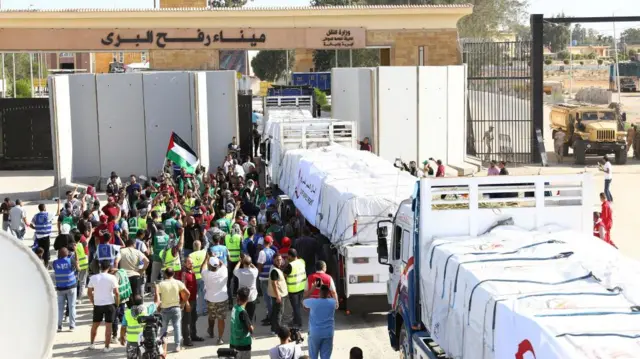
{"left": 225, "top": 224, "right": 243, "bottom": 307}
{"left": 118, "top": 294, "right": 160, "bottom": 348}
{"left": 183, "top": 189, "right": 196, "bottom": 214}
{"left": 284, "top": 248, "right": 307, "bottom": 328}
{"left": 188, "top": 240, "right": 207, "bottom": 316}
{"left": 159, "top": 238, "right": 182, "bottom": 272}
{"left": 75, "top": 227, "right": 91, "bottom": 301}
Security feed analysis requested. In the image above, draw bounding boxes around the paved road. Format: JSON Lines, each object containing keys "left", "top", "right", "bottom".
{"left": 3, "top": 167, "right": 639, "bottom": 358}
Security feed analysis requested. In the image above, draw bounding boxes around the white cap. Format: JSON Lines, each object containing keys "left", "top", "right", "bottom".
{"left": 209, "top": 257, "right": 220, "bottom": 267}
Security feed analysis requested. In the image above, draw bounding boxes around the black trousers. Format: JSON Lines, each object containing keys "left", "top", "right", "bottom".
{"left": 128, "top": 276, "right": 142, "bottom": 307}
{"left": 182, "top": 300, "right": 198, "bottom": 343}
{"left": 245, "top": 300, "right": 256, "bottom": 322}
{"left": 270, "top": 297, "right": 284, "bottom": 333}
{"left": 37, "top": 237, "right": 51, "bottom": 267}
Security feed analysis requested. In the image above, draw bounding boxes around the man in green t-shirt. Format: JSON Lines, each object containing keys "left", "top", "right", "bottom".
{"left": 151, "top": 223, "right": 169, "bottom": 294}
{"left": 230, "top": 287, "right": 253, "bottom": 358}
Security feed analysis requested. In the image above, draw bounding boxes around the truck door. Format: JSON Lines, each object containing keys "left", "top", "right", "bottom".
{"left": 389, "top": 224, "right": 412, "bottom": 307}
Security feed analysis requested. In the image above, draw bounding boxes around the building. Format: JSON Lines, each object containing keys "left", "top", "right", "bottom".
{"left": 567, "top": 45, "right": 610, "bottom": 57}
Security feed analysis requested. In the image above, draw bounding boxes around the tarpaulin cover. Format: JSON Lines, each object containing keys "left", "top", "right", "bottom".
{"left": 279, "top": 145, "right": 416, "bottom": 245}
{"left": 422, "top": 225, "right": 640, "bottom": 359}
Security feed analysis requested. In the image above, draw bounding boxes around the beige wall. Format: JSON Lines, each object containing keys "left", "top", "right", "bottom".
{"left": 367, "top": 29, "right": 461, "bottom": 66}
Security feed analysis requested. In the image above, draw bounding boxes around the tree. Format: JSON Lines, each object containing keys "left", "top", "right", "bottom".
{"left": 2, "top": 53, "right": 47, "bottom": 98}
{"left": 313, "top": 49, "right": 380, "bottom": 71}
{"left": 621, "top": 28, "right": 640, "bottom": 45}
{"left": 543, "top": 14, "right": 571, "bottom": 53}
{"left": 251, "top": 50, "right": 294, "bottom": 82}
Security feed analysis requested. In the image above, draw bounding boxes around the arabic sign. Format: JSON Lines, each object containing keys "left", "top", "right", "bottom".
{"left": 292, "top": 159, "right": 322, "bottom": 225}
{"left": 0, "top": 28, "right": 366, "bottom": 51}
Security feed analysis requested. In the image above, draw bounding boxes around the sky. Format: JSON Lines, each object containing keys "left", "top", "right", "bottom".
{"left": 0, "top": 0, "right": 637, "bottom": 33}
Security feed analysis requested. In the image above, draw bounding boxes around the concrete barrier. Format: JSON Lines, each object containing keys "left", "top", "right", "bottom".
{"left": 575, "top": 87, "right": 612, "bottom": 105}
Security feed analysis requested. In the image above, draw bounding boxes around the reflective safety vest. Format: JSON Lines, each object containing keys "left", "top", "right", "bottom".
{"left": 164, "top": 218, "right": 178, "bottom": 238}
{"left": 124, "top": 307, "right": 148, "bottom": 343}
{"left": 286, "top": 258, "right": 307, "bottom": 293}
{"left": 75, "top": 242, "right": 89, "bottom": 271}
{"left": 259, "top": 247, "right": 275, "bottom": 280}
{"left": 210, "top": 244, "right": 228, "bottom": 266}
{"left": 53, "top": 257, "right": 77, "bottom": 290}
{"left": 115, "top": 268, "right": 132, "bottom": 302}
{"left": 139, "top": 217, "right": 148, "bottom": 231}
{"left": 152, "top": 233, "right": 169, "bottom": 262}
{"left": 183, "top": 198, "right": 195, "bottom": 213}
{"left": 153, "top": 203, "right": 166, "bottom": 214}
{"left": 189, "top": 250, "right": 206, "bottom": 280}
{"left": 307, "top": 272, "right": 333, "bottom": 298}
{"left": 96, "top": 244, "right": 117, "bottom": 267}
{"left": 226, "top": 234, "right": 242, "bottom": 262}
{"left": 128, "top": 217, "right": 140, "bottom": 239}
{"left": 160, "top": 248, "right": 181, "bottom": 271}
{"left": 33, "top": 212, "right": 52, "bottom": 238}
{"left": 230, "top": 305, "right": 252, "bottom": 347}
{"left": 135, "top": 240, "right": 146, "bottom": 268}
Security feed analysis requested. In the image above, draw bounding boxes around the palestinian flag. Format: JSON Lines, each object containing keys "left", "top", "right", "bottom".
{"left": 166, "top": 132, "right": 199, "bottom": 174}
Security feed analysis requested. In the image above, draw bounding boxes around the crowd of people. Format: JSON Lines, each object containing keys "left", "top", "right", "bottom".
{"left": 2, "top": 146, "right": 370, "bottom": 359}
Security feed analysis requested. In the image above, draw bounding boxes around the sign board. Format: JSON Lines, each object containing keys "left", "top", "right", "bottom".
{"left": 292, "top": 159, "right": 322, "bottom": 225}
{"left": 0, "top": 28, "right": 367, "bottom": 51}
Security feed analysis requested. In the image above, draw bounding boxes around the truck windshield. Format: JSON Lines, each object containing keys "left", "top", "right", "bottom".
{"left": 580, "top": 112, "right": 615, "bottom": 121}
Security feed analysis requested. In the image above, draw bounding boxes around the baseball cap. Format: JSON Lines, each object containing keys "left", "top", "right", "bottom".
{"left": 282, "top": 236, "right": 291, "bottom": 247}
{"left": 99, "top": 214, "right": 108, "bottom": 223}
{"left": 209, "top": 257, "right": 220, "bottom": 267}
{"left": 264, "top": 236, "right": 273, "bottom": 244}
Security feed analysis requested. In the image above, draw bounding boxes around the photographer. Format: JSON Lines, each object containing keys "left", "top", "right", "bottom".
{"left": 269, "top": 325, "right": 304, "bottom": 359}
{"left": 393, "top": 158, "right": 422, "bottom": 177}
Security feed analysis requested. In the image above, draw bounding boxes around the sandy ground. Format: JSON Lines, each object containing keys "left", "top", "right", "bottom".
{"left": 2, "top": 167, "right": 639, "bottom": 358}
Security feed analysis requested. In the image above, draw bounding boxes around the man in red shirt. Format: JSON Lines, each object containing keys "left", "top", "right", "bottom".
{"left": 102, "top": 197, "right": 120, "bottom": 219}
{"left": 95, "top": 215, "right": 116, "bottom": 244}
{"left": 175, "top": 257, "right": 203, "bottom": 346}
{"left": 278, "top": 237, "right": 292, "bottom": 264}
{"left": 305, "top": 260, "right": 337, "bottom": 300}
{"left": 599, "top": 192, "right": 617, "bottom": 248}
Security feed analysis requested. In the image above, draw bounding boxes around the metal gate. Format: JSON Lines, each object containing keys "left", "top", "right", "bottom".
{"left": 0, "top": 98, "right": 53, "bottom": 170}
{"left": 463, "top": 41, "right": 534, "bottom": 163}
{"left": 237, "top": 94, "right": 253, "bottom": 160}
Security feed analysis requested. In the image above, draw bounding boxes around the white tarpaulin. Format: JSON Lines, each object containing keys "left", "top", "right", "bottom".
{"left": 292, "top": 158, "right": 323, "bottom": 222}
{"left": 421, "top": 226, "right": 640, "bottom": 359}
{"left": 279, "top": 145, "right": 416, "bottom": 245}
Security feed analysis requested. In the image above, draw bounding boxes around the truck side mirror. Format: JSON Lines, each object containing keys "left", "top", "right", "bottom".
{"left": 376, "top": 224, "right": 390, "bottom": 265}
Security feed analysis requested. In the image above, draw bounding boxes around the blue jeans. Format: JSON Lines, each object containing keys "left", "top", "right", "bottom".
{"left": 57, "top": 288, "right": 77, "bottom": 329}
{"left": 12, "top": 227, "right": 25, "bottom": 240}
{"left": 160, "top": 307, "right": 182, "bottom": 346}
{"left": 308, "top": 335, "right": 333, "bottom": 359}
{"left": 197, "top": 279, "right": 206, "bottom": 315}
{"left": 259, "top": 279, "right": 272, "bottom": 318}
{"left": 604, "top": 179, "right": 613, "bottom": 202}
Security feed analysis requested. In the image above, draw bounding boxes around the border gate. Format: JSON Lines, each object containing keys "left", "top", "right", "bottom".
{"left": 463, "top": 41, "right": 535, "bottom": 163}
{"left": 0, "top": 98, "right": 53, "bottom": 170}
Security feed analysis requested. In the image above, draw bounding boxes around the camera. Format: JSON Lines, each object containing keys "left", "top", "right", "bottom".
{"left": 290, "top": 327, "right": 304, "bottom": 344}
{"left": 217, "top": 348, "right": 238, "bottom": 358}
{"left": 138, "top": 314, "right": 164, "bottom": 353}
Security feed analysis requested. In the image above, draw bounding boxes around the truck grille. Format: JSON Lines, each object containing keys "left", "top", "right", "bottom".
{"left": 596, "top": 129, "right": 615, "bottom": 141}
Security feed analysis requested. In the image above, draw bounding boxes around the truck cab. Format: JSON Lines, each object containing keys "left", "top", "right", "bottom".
{"left": 549, "top": 104, "right": 627, "bottom": 164}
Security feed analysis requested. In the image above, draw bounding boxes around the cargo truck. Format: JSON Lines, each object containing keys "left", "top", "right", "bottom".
{"left": 291, "top": 72, "right": 332, "bottom": 93}
{"left": 376, "top": 174, "right": 640, "bottom": 359}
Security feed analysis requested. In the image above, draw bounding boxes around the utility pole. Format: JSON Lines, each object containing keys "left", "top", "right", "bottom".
{"left": 612, "top": 14, "right": 621, "bottom": 103}
{"left": 29, "top": 53, "right": 34, "bottom": 98}
{"left": 1, "top": 54, "right": 5, "bottom": 98}
{"left": 569, "top": 25, "right": 573, "bottom": 97}
{"left": 12, "top": 53, "right": 16, "bottom": 98}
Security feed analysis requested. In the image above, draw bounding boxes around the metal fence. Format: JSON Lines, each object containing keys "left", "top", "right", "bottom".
{"left": 463, "top": 41, "right": 535, "bottom": 164}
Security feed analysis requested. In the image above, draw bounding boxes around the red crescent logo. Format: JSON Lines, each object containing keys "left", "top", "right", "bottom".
{"left": 515, "top": 339, "right": 536, "bottom": 359}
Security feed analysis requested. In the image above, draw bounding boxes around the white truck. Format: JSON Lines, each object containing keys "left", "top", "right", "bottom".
{"left": 376, "top": 174, "right": 640, "bottom": 359}
{"left": 277, "top": 145, "right": 417, "bottom": 312}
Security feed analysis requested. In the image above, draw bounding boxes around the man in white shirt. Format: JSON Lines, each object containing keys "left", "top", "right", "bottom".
{"left": 599, "top": 155, "right": 613, "bottom": 202}
{"left": 201, "top": 254, "right": 228, "bottom": 345}
{"left": 87, "top": 260, "right": 120, "bottom": 353}
{"left": 9, "top": 199, "right": 28, "bottom": 239}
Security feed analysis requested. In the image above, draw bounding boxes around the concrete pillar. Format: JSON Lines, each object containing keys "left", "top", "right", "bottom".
{"left": 294, "top": 49, "right": 315, "bottom": 72}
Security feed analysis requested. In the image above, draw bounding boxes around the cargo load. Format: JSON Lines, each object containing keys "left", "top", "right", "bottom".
{"left": 423, "top": 225, "right": 640, "bottom": 359}
{"left": 279, "top": 145, "right": 416, "bottom": 245}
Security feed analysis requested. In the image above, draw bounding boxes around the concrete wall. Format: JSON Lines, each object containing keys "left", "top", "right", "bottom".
{"left": 68, "top": 74, "right": 100, "bottom": 181}
{"left": 331, "top": 68, "right": 376, "bottom": 147}
{"left": 96, "top": 73, "right": 147, "bottom": 178}
{"left": 49, "top": 75, "right": 73, "bottom": 186}
{"left": 49, "top": 71, "right": 236, "bottom": 183}
{"left": 205, "top": 71, "right": 238, "bottom": 165}
{"left": 331, "top": 65, "right": 467, "bottom": 168}
{"left": 377, "top": 66, "right": 418, "bottom": 163}
{"left": 142, "top": 72, "right": 195, "bottom": 176}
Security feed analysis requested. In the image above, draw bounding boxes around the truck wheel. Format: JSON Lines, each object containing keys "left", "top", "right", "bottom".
{"left": 573, "top": 141, "right": 586, "bottom": 165}
{"left": 615, "top": 149, "right": 628, "bottom": 164}
{"left": 399, "top": 325, "right": 410, "bottom": 359}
